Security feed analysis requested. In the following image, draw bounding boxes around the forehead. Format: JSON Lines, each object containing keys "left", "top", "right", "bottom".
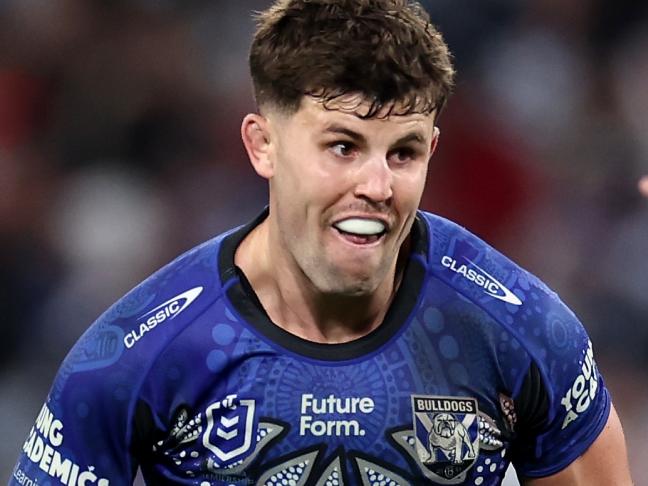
{"left": 290, "top": 94, "right": 436, "bottom": 134}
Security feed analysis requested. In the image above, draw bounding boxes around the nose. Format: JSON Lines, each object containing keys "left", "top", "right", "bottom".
{"left": 353, "top": 155, "right": 393, "bottom": 203}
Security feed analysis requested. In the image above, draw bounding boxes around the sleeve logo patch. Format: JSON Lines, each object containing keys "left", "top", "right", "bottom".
{"left": 124, "top": 286, "right": 203, "bottom": 349}
{"left": 441, "top": 256, "right": 522, "bottom": 306}
{"left": 560, "top": 340, "right": 599, "bottom": 429}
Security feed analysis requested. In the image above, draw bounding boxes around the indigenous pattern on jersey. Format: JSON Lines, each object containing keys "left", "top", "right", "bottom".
{"left": 11, "top": 210, "right": 610, "bottom": 486}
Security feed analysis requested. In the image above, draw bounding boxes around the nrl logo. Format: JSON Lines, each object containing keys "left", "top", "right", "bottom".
{"left": 411, "top": 395, "right": 480, "bottom": 484}
{"left": 203, "top": 394, "right": 257, "bottom": 466}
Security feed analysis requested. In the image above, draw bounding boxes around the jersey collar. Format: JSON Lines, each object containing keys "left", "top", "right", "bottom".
{"left": 218, "top": 208, "right": 429, "bottom": 361}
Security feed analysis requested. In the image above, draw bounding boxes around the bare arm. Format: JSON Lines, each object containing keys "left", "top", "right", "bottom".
{"left": 522, "top": 404, "right": 633, "bottom": 486}
{"left": 640, "top": 175, "right": 648, "bottom": 198}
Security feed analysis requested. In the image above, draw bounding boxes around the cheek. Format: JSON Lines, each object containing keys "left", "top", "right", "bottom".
{"left": 273, "top": 157, "right": 310, "bottom": 207}
{"left": 394, "top": 169, "right": 428, "bottom": 206}
{"left": 281, "top": 157, "right": 347, "bottom": 205}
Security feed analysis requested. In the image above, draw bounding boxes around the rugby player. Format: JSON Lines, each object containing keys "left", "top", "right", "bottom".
{"left": 10, "top": 1, "right": 634, "bottom": 485}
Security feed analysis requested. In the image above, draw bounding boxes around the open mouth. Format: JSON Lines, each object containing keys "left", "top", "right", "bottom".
{"left": 332, "top": 218, "right": 388, "bottom": 245}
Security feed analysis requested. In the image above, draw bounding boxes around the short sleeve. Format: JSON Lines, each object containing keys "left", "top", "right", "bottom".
{"left": 9, "top": 317, "right": 140, "bottom": 486}
{"left": 512, "top": 295, "right": 611, "bottom": 477}
{"left": 9, "top": 231, "right": 224, "bottom": 486}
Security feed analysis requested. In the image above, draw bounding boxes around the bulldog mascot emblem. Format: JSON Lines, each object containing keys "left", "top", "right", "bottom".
{"left": 427, "top": 412, "right": 476, "bottom": 464}
{"left": 412, "top": 395, "right": 480, "bottom": 483}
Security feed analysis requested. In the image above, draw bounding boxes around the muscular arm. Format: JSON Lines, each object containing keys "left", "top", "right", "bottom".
{"left": 522, "top": 405, "right": 633, "bottom": 486}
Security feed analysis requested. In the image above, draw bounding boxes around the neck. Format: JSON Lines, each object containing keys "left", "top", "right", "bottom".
{"left": 235, "top": 218, "right": 407, "bottom": 344}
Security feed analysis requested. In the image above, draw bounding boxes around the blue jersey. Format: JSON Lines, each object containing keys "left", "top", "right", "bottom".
{"left": 11, "top": 210, "right": 609, "bottom": 486}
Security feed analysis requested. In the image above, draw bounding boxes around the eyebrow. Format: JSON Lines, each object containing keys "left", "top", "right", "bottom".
{"left": 323, "top": 124, "right": 367, "bottom": 145}
{"left": 394, "top": 132, "right": 427, "bottom": 147}
{"left": 323, "top": 123, "right": 428, "bottom": 147}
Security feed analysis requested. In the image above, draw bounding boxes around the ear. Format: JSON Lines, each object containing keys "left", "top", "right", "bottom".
{"left": 241, "top": 113, "right": 274, "bottom": 179}
{"left": 430, "top": 126, "right": 440, "bottom": 157}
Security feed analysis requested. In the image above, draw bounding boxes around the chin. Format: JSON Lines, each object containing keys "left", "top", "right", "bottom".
{"left": 320, "top": 269, "right": 381, "bottom": 297}
{"left": 304, "top": 256, "right": 387, "bottom": 296}
{"left": 324, "top": 282, "right": 376, "bottom": 298}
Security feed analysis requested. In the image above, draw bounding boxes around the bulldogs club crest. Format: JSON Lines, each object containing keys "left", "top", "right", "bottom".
{"left": 203, "top": 394, "right": 257, "bottom": 466}
{"left": 411, "top": 395, "right": 480, "bottom": 483}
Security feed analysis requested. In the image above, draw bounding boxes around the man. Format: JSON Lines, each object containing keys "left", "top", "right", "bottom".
{"left": 10, "top": 0, "right": 634, "bottom": 485}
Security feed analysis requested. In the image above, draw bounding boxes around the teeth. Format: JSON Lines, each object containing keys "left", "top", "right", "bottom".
{"left": 334, "top": 218, "right": 385, "bottom": 236}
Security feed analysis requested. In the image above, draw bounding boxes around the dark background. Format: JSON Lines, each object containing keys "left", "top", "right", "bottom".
{"left": 2, "top": 0, "right": 647, "bottom": 482}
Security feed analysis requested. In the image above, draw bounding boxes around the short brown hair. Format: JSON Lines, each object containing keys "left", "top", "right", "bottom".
{"left": 249, "top": 0, "right": 455, "bottom": 118}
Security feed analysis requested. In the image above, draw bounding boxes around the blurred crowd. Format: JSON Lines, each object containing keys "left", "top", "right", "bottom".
{"left": 1, "top": 0, "right": 646, "bottom": 482}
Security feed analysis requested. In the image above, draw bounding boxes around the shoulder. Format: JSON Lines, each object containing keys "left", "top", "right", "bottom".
{"left": 19, "top": 230, "right": 240, "bottom": 479}
{"left": 419, "top": 210, "right": 565, "bottom": 334}
{"left": 52, "top": 229, "right": 238, "bottom": 401}
{"left": 417, "top": 212, "right": 610, "bottom": 473}
{"left": 110, "top": 231, "right": 232, "bottom": 352}
{"left": 418, "top": 210, "right": 548, "bottom": 313}
{"left": 417, "top": 210, "right": 594, "bottom": 388}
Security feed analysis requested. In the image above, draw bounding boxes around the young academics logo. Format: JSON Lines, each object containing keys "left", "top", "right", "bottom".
{"left": 412, "top": 395, "right": 480, "bottom": 484}
{"left": 124, "top": 286, "right": 203, "bottom": 348}
{"left": 441, "top": 256, "right": 522, "bottom": 306}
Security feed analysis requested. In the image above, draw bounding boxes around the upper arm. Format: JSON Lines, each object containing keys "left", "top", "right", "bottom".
{"left": 508, "top": 288, "right": 623, "bottom": 477}
{"left": 522, "top": 404, "right": 633, "bottom": 486}
{"left": 10, "top": 319, "right": 141, "bottom": 485}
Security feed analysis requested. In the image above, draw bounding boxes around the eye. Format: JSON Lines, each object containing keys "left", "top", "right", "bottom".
{"left": 388, "top": 147, "right": 417, "bottom": 165}
{"left": 330, "top": 142, "right": 357, "bottom": 158}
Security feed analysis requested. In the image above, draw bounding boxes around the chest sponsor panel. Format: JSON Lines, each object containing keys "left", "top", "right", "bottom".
{"left": 143, "top": 391, "right": 508, "bottom": 485}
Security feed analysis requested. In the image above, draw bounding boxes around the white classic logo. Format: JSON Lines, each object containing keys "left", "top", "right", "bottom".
{"left": 124, "top": 286, "right": 203, "bottom": 349}
{"left": 441, "top": 256, "right": 522, "bottom": 306}
{"left": 299, "top": 394, "right": 374, "bottom": 437}
{"left": 561, "top": 340, "right": 599, "bottom": 429}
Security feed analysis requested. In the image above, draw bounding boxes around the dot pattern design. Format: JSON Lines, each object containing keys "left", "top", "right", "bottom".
{"left": 315, "top": 457, "right": 345, "bottom": 486}
{"left": 263, "top": 461, "right": 308, "bottom": 486}
{"left": 355, "top": 458, "right": 407, "bottom": 486}
{"left": 471, "top": 451, "right": 510, "bottom": 486}
{"left": 258, "top": 452, "right": 318, "bottom": 486}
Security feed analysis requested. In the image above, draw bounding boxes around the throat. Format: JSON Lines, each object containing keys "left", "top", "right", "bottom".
{"left": 260, "top": 270, "right": 404, "bottom": 344}
{"left": 277, "top": 296, "right": 387, "bottom": 343}
{"left": 235, "top": 216, "right": 404, "bottom": 344}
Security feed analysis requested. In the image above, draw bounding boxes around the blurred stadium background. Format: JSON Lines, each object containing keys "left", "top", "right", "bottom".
{"left": 1, "top": 0, "right": 646, "bottom": 483}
